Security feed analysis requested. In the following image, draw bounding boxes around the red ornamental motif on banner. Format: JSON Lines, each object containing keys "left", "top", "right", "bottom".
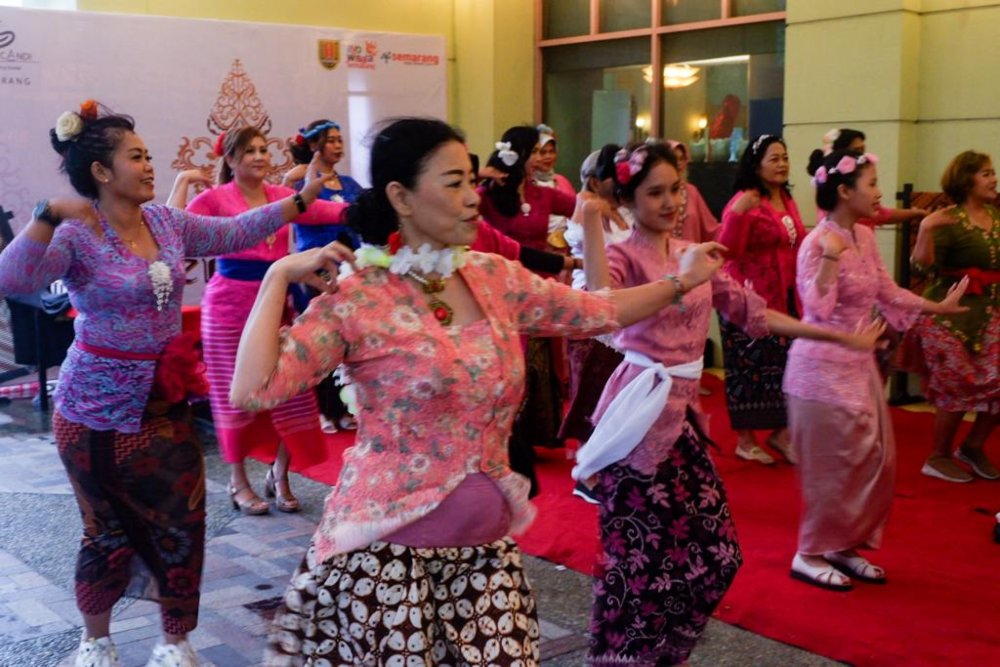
{"left": 171, "top": 59, "right": 293, "bottom": 187}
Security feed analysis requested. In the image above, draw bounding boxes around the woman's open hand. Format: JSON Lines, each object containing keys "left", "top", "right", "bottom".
{"left": 273, "top": 242, "right": 356, "bottom": 294}
{"left": 839, "top": 318, "right": 888, "bottom": 351}
{"left": 932, "top": 275, "right": 970, "bottom": 314}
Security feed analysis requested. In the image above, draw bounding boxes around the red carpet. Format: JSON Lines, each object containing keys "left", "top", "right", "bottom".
{"left": 283, "top": 374, "right": 1000, "bottom": 666}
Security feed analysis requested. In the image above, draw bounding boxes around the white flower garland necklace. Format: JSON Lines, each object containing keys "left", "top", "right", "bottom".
{"left": 338, "top": 238, "right": 468, "bottom": 325}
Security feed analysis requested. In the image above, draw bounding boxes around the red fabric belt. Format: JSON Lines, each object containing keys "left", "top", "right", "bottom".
{"left": 944, "top": 268, "right": 1000, "bottom": 296}
{"left": 76, "top": 334, "right": 208, "bottom": 403}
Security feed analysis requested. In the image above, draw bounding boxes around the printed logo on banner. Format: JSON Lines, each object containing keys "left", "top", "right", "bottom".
{"left": 346, "top": 41, "right": 377, "bottom": 70}
{"left": 318, "top": 39, "right": 340, "bottom": 70}
{"left": 379, "top": 50, "right": 440, "bottom": 67}
{"left": 0, "top": 20, "right": 39, "bottom": 87}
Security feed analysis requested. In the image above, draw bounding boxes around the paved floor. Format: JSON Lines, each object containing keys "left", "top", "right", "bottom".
{"left": 0, "top": 398, "right": 841, "bottom": 666}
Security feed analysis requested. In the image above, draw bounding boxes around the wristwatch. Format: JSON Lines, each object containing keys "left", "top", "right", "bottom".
{"left": 33, "top": 200, "right": 63, "bottom": 227}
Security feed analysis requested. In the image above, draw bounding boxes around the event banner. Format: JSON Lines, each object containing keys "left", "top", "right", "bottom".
{"left": 0, "top": 6, "right": 446, "bottom": 302}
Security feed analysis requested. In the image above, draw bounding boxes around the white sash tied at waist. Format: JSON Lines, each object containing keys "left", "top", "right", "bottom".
{"left": 571, "top": 351, "right": 704, "bottom": 481}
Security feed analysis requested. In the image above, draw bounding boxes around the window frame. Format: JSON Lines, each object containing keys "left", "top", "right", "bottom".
{"left": 534, "top": 0, "right": 786, "bottom": 125}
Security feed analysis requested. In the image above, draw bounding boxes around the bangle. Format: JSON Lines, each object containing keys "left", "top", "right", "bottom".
{"left": 821, "top": 253, "right": 840, "bottom": 262}
{"left": 663, "top": 273, "right": 687, "bottom": 311}
{"left": 293, "top": 193, "right": 307, "bottom": 215}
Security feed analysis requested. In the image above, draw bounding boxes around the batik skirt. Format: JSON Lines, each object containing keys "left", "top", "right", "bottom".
{"left": 54, "top": 402, "right": 205, "bottom": 635}
{"left": 589, "top": 422, "right": 742, "bottom": 666}
{"left": 266, "top": 537, "right": 540, "bottom": 666}
{"left": 913, "top": 314, "right": 1000, "bottom": 414}
{"left": 718, "top": 314, "right": 792, "bottom": 431}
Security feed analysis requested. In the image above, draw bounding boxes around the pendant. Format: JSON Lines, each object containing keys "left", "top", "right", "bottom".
{"left": 265, "top": 234, "right": 276, "bottom": 249}
{"left": 429, "top": 298, "right": 454, "bottom": 325}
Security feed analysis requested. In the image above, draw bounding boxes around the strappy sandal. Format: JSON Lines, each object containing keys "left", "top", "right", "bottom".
{"left": 227, "top": 484, "right": 269, "bottom": 516}
{"left": 824, "top": 550, "right": 887, "bottom": 584}
{"left": 319, "top": 415, "right": 338, "bottom": 434}
{"left": 766, "top": 431, "right": 797, "bottom": 465}
{"left": 735, "top": 443, "right": 775, "bottom": 465}
{"left": 265, "top": 466, "right": 301, "bottom": 513}
{"left": 790, "top": 553, "right": 853, "bottom": 591}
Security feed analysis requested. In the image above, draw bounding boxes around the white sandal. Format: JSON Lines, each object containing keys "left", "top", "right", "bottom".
{"left": 824, "top": 550, "right": 887, "bottom": 584}
{"left": 75, "top": 634, "right": 121, "bottom": 667}
{"left": 790, "top": 553, "right": 852, "bottom": 591}
{"left": 146, "top": 640, "right": 212, "bottom": 667}
{"left": 736, "top": 444, "right": 775, "bottom": 465}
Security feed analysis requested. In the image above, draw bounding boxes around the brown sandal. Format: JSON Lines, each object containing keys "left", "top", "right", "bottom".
{"left": 265, "top": 466, "right": 301, "bottom": 513}
{"left": 227, "top": 484, "right": 269, "bottom": 515}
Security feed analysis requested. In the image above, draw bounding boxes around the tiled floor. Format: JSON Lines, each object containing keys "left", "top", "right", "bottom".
{"left": 0, "top": 397, "right": 838, "bottom": 667}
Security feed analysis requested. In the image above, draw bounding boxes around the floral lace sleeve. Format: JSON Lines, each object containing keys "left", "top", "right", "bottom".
{"left": 0, "top": 224, "right": 78, "bottom": 295}
{"left": 711, "top": 269, "right": 769, "bottom": 337}
{"left": 174, "top": 203, "right": 287, "bottom": 257}
{"left": 495, "top": 256, "right": 619, "bottom": 337}
{"left": 240, "top": 292, "right": 349, "bottom": 411}
{"left": 797, "top": 233, "right": 839, "bottom": 322}
{"left": 869, "top": 229, "right": 924, "bottom": 331}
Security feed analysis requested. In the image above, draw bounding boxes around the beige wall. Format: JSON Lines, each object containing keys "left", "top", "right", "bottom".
{"left": 785, "top": 0, "right": 1000, "bottom": 268}
{"left": 76, "top": 0, "right": 535, "bottom": 158}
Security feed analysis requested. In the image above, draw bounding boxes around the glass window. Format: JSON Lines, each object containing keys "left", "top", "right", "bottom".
{"left": 600, "top": 0, "right": 651, "bottom": 33}
{"left": 543, "top": 0, "right": 591, "bottom": 40}
{"left": 732, "top": 0, "right": 786, "bottom": 16}
{"left": 661, "top": 0, "right": 721, "bottom": 25}
{"left": 659, "top": 23, "right": 784, "bottom": 163}
{"left": 543, "top": 38, "right": 651, "bottom": 184}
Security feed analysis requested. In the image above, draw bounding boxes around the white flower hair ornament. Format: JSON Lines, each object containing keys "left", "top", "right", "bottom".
{"left": 811, "top": 153, "right": 878, "bottom": 186}
{"left": 751, "top": 134, "right": 773, "bottom": 155}
{"left": 55, "top": 111, "right": 85, "bottom": 142}
{"left": 495, "top": 141, "right": 519, "bottom": 167}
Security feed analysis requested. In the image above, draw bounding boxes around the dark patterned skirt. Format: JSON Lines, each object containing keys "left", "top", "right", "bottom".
{"left": 54, "top": 402, "right": 205, "bottom": 635}
{"left": 266, "top": 537, "right": 540, "bottom": 666}
{"left": 589, "top": 423, "right": 742, "bottom": 666}
{"left": 558, "top": 337, "right": 624, "bottom": 442}
{"left": 517, "top": 337, "right": 564, "bottom": 447}
{"left": 719, "top": 313, "right": 792, "bottom": 431}
{"left": 508, "top": 337, "right": 565, "bottom": 497}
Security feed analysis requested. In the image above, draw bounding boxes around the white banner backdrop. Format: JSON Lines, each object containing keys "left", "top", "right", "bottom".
{"left": 0, "top": 6, "right": 446, "bottom": 302}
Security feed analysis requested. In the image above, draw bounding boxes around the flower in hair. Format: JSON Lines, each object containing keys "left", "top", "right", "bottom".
{"left": 614, "top": 148, "right": 647, "bottom": 186}
{"left": 751, "top": 134, "right": 773, "bottom": 155}
{"left": 212, "top": 132, "right": 226, "bottom": 158}
{"left": 834, "top": 155, "right": 858, "bottom": 176}
{"left": 536, "top": 123, "right": 554, "bottom": 136}
{"left": 812, "top": 166, "right": 828, "bottom": 186}
{"left": 54, "top": 111, "right": 84, "bottom": 142}
{"left": 293, "top": 133, "right": 307, "bottom": 146}
{"left": 79, "top": 99, "right": 98, "bottom": 121}
{"left": 495, "top": 141, "right": 518, "bottom": 167}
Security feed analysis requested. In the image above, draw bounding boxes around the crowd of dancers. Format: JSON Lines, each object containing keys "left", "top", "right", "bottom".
{"left": 0, "top": 99, "right": 995, "bottom": 667}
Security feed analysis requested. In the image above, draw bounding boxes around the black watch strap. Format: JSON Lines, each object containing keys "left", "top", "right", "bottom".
{"left": 33, "top": 200, "right": 63, "bottom": 227}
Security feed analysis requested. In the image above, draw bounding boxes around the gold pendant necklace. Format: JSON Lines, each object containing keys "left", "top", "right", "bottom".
{"left": 116, "top": 220, "right": 146, "bottom": 249}
{"left": 405, "top": 271, "right": 454, "bottom": 325}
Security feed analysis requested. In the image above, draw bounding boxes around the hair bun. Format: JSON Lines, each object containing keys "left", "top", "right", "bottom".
{"left": 49, "top": 128, "right": 71, "bottom": 156}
